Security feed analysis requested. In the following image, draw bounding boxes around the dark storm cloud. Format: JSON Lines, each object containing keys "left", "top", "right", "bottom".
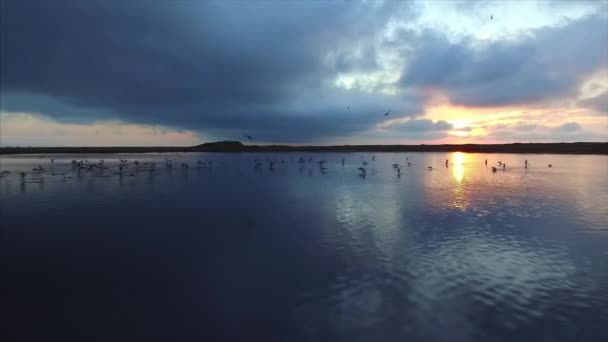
{"left": 1, "top": 0, "right": 420, "bottom": 142}
{"left": 398, "top": 13, "right": 608, "bottom": 107}
{"left": 2, "top": 1, "right": 606, "bottom": 143}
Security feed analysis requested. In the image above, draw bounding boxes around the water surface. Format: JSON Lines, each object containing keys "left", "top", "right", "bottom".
{"left": 1, "top": 152, "right": 607, "bottom": 342}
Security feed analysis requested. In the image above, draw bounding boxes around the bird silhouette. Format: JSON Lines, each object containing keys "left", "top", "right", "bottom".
{"left": 384, "top": 110, "right": 391, "bottom": 116}
{"left": 243, "top": 133, "right": 253, "bottom": 140}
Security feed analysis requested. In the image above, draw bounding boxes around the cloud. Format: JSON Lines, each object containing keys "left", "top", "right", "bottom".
{"left": 0, "top": 1, "right": 605, "bottom": 144}
{"left": 0, "top": 1, "right": 422, "bottom": 143}
{"left": 452, "top": 126, "right": 473, "bottom": 132}
{"left": 510, "top": 123, "right": 538, "bottom": 132}
{"left": 398, "top": 11, "right": 608, "bottom": 107}
{"left": 378, "top": 119, "right": 453, "bottom": 141}
{"left": 386, "top": 119, "right": 453, "bottom": 132}
{"left": 481, "top": 120, "right": 605, "bottom": 142}
{"left": 578, "top": 90, "right": 608, "bottom": 114}
{"left": 553, "top": 122, "right": 582, "bottom": 133}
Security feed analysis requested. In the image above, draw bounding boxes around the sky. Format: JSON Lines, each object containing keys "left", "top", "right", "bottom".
{"left": 1, "top": 0, "right": 607, "bottom": 146}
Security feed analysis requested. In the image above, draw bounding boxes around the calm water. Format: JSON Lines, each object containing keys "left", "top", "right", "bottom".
{"left": 1, "top": 152, "right": 607, "bottom": 342}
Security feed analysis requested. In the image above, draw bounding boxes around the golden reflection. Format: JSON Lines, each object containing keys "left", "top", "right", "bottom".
{"left": 450, "top": 152, "right": 467, "bottom": 210}
{"left": 452, "top": 152, "right": 465, "bottom": 183}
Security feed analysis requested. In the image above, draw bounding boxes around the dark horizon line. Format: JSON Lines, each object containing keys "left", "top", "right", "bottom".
{"left": 1, "top": 141, "right": 607, "bottom": 155}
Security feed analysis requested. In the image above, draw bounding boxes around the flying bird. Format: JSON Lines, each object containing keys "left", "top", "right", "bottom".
{"left": 490, "top": 15, "right": 493, "bottom": 20}
{"left": 243, "top": 133, "right": 253, "bottom": 140}
{"left": 384, "top": 110, "right": 391, "bottom": 116}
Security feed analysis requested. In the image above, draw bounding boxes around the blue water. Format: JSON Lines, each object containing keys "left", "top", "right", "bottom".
{"left": 1, "top": 152, "right": 607, "bottom": 342}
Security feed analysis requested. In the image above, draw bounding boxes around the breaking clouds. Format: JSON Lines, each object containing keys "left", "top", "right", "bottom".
{"left": 1, "top": 0, "right": 606, "bottom": 145}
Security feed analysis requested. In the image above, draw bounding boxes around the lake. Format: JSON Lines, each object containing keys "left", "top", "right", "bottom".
{"left": 1, "top": 152, "right": 607, "bottom": 342}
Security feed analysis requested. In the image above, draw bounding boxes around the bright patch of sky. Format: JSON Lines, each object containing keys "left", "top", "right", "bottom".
{"left": 409, "top": 0, "right": 603, "bottom": 42}
{"left": 0, "top": 112, "right": 200, "bottom": 147}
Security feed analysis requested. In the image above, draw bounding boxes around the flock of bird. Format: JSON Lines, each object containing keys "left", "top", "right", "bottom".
{"left": 0, "top": 154, "right": 554, "bottom": 185}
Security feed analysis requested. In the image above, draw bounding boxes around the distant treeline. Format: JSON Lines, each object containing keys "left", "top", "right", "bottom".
{"left": 1, "top": 142, "right": 607, "bottom": 155}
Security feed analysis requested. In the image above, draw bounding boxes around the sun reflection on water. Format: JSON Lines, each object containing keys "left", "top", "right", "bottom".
{"left": 452, "top": 152, "right": 465, "bottom": 183}
{"left": 450, "top": 152, "right": 468, "bottom": 210}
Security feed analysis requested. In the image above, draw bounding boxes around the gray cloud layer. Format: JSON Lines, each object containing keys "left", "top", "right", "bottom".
{"left": 2, "top": 1, "right": 420, "bottom": 142}
{"left": 399, "top": 14, "right": 608, "bottom": 107}
{"left": 579, "top": 90, "right": 608, "bottom": 114}
{"left": 1, "top": 1, "right": 606, "bottom": 143}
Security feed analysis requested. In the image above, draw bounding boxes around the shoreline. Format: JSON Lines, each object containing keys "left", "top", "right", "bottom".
{"left": 1, "top": 142, "right": 607, "bottom": 155}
